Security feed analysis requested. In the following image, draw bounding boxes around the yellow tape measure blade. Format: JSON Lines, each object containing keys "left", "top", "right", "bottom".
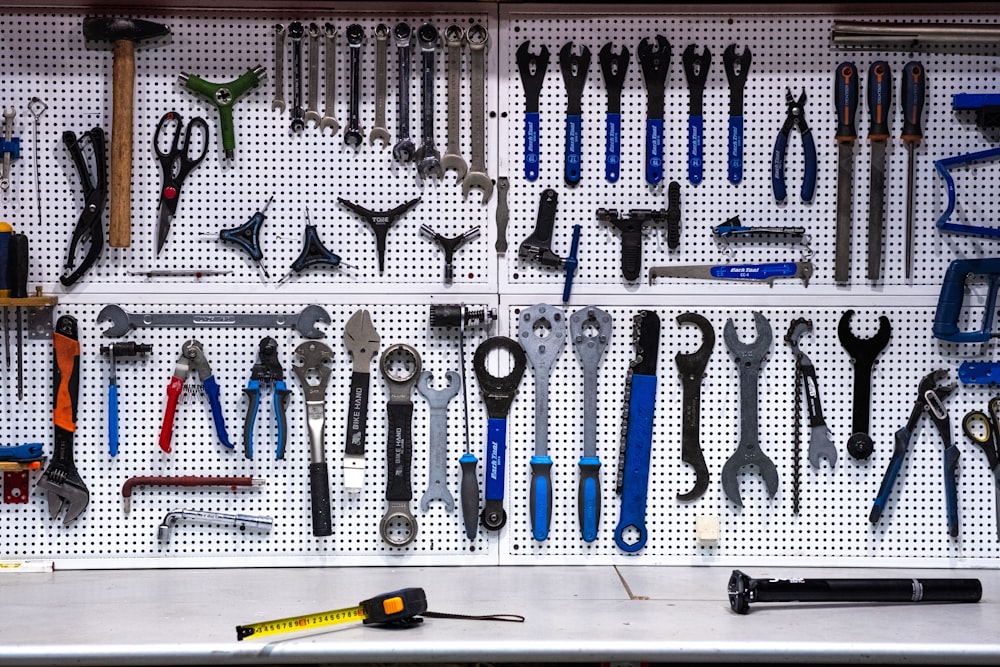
{"left": 236, "top": 604, "right": 367, "bottom": 641}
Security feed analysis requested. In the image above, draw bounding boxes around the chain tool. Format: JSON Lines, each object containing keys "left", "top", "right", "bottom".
{"left": 379, "top": 344, "right": 422, "bottom": 546}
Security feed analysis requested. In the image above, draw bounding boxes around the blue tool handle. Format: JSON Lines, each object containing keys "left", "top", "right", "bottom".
{"left": 310, "top": 461, "right": 333, "bottom": 536}
{"left": 109, "top": 383, "right": 120, "bottom": 457}
{"left": 771, "top": 131, "right": 789, "bottom": 201}
{"left": 645, "top": 117, "right": 664, "bottom": 185}
{"left": 273, "top": 381, "right": 291, "bottom": 460}
{"left": 0, "top": 442, "right": 44, "bottom": 461}
{"left": 530, "top": 455, "right": 553, "bottom": 541}
{"left": 687, "top": 114, "right": 704, "bottom": 184}
{"left": 565, "top": 113, "right": 582, "bottom": 184}
{"left": 958, "top": 361, "right": 1000, "bottom": 385}
{"left": 933, "top": 258, "right": 1000, "bottom": 343}
{"left": 203, "top": 375, "right": 233, "bottom": 449}
{"left": 943, "top": 445, "right": 961, "bottom": 537}
{"left": 801, "top": 131, "right": 817, "bottom": 202}
{"left": 0, "top": 138, "right": 19, "bottom": 159}
{"left": 578, "top": 456, "right": 601, "bottom": 542}
{"left": 242, "top": 380, "right": 260, "bottom": 459}
{"left": 728, "top": 116, "right": 744, "bottom": 184}
{"left": 459, "top": 452, "right": 480, "bottom": 539}
{"left": 562, "top": 224, "right": 582, "bottom": 303}
{"left": 605, "top": 112, "right": 621, "bottom": 182}
{"left": 614, "top": 373, "right": 656, "bottom": 552}
{"left": 485, "top": 417, "right": 507, "bottom": 501}
{"left": 710, "top": 262, "right": 799, "bottom": 281}
{"left": 870, "top": 427, "right": 910, "bottom": 523}
{"left": 525, "top": 112, "right": 540, "bottom": 181}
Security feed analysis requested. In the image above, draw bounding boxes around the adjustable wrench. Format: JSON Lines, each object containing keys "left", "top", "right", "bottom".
{"left": 320, "top": 23, "right": 340, "bottom": 134}
{"left": 379, "top": 344, "right": 422, "bottom": 546}
{"left": 288, "top": 21, "right": 305, "bottom": 133}
{"left": 305, "top": 23, "right": 322, "bottom": 127}
{"left": 272, "top": 24, "right": 286, "bottom": 113}
{"left": 838, "top": 309, "right": 891, "bottom": 460}
{"left": 368, "top": 24, "right": 390, "bottom": 146}
{"left": 98, "top": 304, "right": 331, "bottom": 339}
{"left": 291, "top": 340, "right": 334, "bottom": 537}
{"left": 675, "top": 312, "right": 714, "bottom": 502}
{"left": 417, "top": 370, "right": 461, "bottom": 511}
{"left": 344, "top": 24, "right": 365, "bottom": 147}
{"left": 721, "top": 311, "right": 779, "bottom": 507}
{"left": 392, "top": 22, "right": 416, "bottom": 163}
{"left": 463, "top": 24, "right": 492, "bottom": 203}
{"left": 570, "top": 306, "right": 611, "bottom": 542}
{"left": 342, "top": 309, "right": 380, "bottom": 491}
{"left": 518, "top": 304, "right": 567, "bottom": 542}
{"left": 441, "top": 25, "right": 468, "bottom": 179}
{"left": 416, "top": 23, "right": 442, "bottom": 179}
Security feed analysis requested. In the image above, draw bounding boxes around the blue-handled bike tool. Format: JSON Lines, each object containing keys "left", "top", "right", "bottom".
{"left": 934, "top": 146, "right": 1000, "bottom": 238}
{"left": 598, "top": 42, "right": 629, "bottom": 182}
{"left": 772, "top": 88, "right": 817, "bottom": 202}
{"left": 518, "top": 189, "right": 584, "bottom": 303}
{"left": 682, "top": 44, "right": 711, "bottom": 185}
{"left": 516, "top": 41, "right": 550, "bottom": 182}
{"left": 723, "top": 45, "right": 752, "bottom": 184}
{"left": 243, "top": 337, "right": 291, "bottom": 460}
{"left": 100, "top": 342, "right": 152, "bottom": 457}
{"left": 218, "top": 196, "right": 273, "bottom": 280}
{"left": 638, "top": 35, "right": 671, "bottom": 185}
{"left": 933, "top": 257, "right": 1000, "bottom": 343}
{"left": 559, "top": 42, "right": 590, "bottom": 186}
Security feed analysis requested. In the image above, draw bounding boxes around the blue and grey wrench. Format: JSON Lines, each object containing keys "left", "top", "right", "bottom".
{"left": 723, "top": 45, "right": 752, "bottom": 184}
{"left": 599, "top": 43, "right": 629, "bottom": 183}
{"left": 682, "top": 44, "right": 711, "bottom": 185}
{"left": 516, "top": 41, "right": 550, "bottom": 182}
{"left": 559, "top": 42, "right": 590, "bottom": 185}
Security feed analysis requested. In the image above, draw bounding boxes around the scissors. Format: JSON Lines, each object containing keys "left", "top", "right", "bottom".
{"left": 962, "top": 396, "right": 1000, "bottom": 538}
{"left": 155, "top": 111, "right": 208, "bottom": 254}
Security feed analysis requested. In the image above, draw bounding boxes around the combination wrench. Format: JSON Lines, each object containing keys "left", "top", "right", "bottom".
{"left": 98, "top": 304, "right": 331, "bottom": 339}
{"left": 368, "top": 24, "right": 390, "bottom": 146}
{"left": 441, "top": 25, "right": 467, "bottom": 179}
{"left": 416, "top": 370, "right": 460, "bottom": 512}
{"left": 305, "top": 23, "right": 322, "bottom": 127}
{"left": 344, "top": 24, "right": 365, "bottom": 147}
{"left": 570, "top": 306, "right": 611, "bottom": 543}
{"left": 392, "top": 22, "right": 416, "bottom": 163}
{"left": 416, "top": 23, "right": 442, "bottom": 179}
{"left": 288, "top": 21, "right": 305, "bottom": 133}
{"left": 463, "top": 24, "right": 492, "bottom": 202}
{"left": 518, "top": 304, "right": 566, "bottom": 542}
{"left": 291, "top": 341, "right": 334, "bottom": 537}
{"left": 379, "top": 343, "right": 422, "bottom": 546}
{"left": 272, "top": 24, "right": 286, "bottom": 113}
{"left": 320, "top": 23, "right": 340, "bottom": 134}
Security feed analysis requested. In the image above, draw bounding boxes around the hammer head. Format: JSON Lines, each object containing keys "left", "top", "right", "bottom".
{"left": 83, "top": 17, "right": 170, "bottom": 44}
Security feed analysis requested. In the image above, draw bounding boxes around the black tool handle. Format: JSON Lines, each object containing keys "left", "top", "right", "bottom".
{"left": 666, "top": 181, "right": 681, "bottom": 249}
{"left": 10, "top": 233, "right": 28, "bottom": 299}
{"left": 901, "top": 61, "right": 925, "bottom": 146}
{"left": 835, "top": 61, "right": 859, "bottom": 142}
{"left": 867, "top": 61, "right": 892, "bottom": 141}
{"left": 309, "top": 461, "right": 333, "bottom": 536}
{"left": 620, "top": 228, "right": 643, "bottom": 281}
{"left": 459, "top": 452, "right": 479, "bottom": 539}
{"left": 344, "top": 371, "right": 370, "bottom": 458}
{"left": 386, "top": 402, "right": 414, "bottom": 501}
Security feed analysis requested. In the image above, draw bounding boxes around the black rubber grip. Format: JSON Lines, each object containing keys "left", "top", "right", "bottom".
{"left": 666, "top": 181, "right": 682, "bottom": 249}
{"left": 620, "top": 229, "right": 642, "bottom": 282}
{"left": 459, "top": 453, "right": 479, "bottom": 539}
{"left": 309, "top": 461, "right": 333, "bottom": 536}
{"left": 386, "top": 402, "right": 414, "bottom": 502}
{"left": 344, "top": 371, "right": 370, "bottom": 458}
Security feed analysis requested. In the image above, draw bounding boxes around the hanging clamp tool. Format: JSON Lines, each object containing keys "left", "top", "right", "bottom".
{"left": 154, "top": 111, "right": 208, "bottom": 254}
{"left": 159, "top": 339, "right": 232, "bottom": 453}
{"left": 598, "top": 42, "right": 629, "bottom": 182}
{"left": 292, "top": 341, "right": 335, "bottom": 536}
{"left": 962, "top": 396, "right": 1000, "bottom": 539}
{"left": 1, "top": 106, "right": 18, "bottom": 191}
{"left": 638, "top": 35, "right": 671, "bottom": 185}
{"left": 682, "top": 44, "right": 711, "bottom": 185}
{"left": 379, "top": 343, "right": 422, "bottom": 546}
{"left": 933, "top": 258, "right": 1000, "bottom": 343}
{"left": 674, "top": 312, "right": 714, "bottom": 502}
{"left": 518, "top": 188, "right": 583, "bottom": 303}
{"left": 342, "top": 309, "right": 380, "bottom": 491}
{"left": 559, "top": 41, "right": 590, "bottom": 185}
{"left": 100, "top": 341, "right": 152, "bottom": 457}
{"left": 871, "top": 369, "right": 959, "bottom": 536}
{"left": 280, "top": 208, "right": 348, "bottom": 283}
{"left": 772, "top": 88, "right": 817, "bottom": 202}
{"left": 37, "top": 315, "right": 89, "bottom": 525}
{"left": 61, "top": 127, "right": 107, "bottom": 287}
{"left": 596, "top": 207, "right": 670, "bottom": 282}
{"left": 179, "top": 65, "right": 265, "bottom": 160}
{"left": 516, "top": 40, "right": 549, "bottom": 182}
{"left": 217, "top": 196, "right": 272, "bottom": 279}
{"left": 243, "top": 337, "right": 290, "bottom": 460}
{"left": 420, "top": 225, "right": 480, "bottom": 284}
{"left": 338, "top": 196, "right": 421, "bottom": 275}
{"left": 723, "top": 45, "right": 752, "bottom": 184}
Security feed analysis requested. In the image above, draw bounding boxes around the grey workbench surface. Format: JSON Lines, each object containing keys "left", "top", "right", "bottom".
{"left": 0, "top": 565, "right": 997, "bottom": 665}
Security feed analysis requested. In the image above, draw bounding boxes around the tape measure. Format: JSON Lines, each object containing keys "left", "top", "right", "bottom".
{"left": 236, "top": 587, "right": 428, "bottom": 641}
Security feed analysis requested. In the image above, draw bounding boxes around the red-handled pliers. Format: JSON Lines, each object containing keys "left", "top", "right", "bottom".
{"left": 159, "top": 339, "right": 232, "bottom": 453}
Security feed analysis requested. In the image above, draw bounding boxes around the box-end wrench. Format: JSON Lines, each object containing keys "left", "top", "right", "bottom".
{"left": 518, "top": 304, "right": 567, "bottom": 542}
{"left": 838, "top": 309, "right": 891, "bottom": 460}
{"left": 416, "top": 23, "right": 442, "bottom": 180}
{"left": 379, "top": 344, "right": 422, "bottom": 546}
{"left": 441, "top": 25, "right": 467, "bottom": 180}
{"left": 570, "top": 306, "right": 611, "bottom": 542}
{"left": 344, "top": 24, "right": 365, "bottom": 147}
{"left": 417, "top": 370, "right": 460, "bottom": 512}
{"left": 462, "top": 24, "right": 492, "bottom": 203}
{"left": 675, "top": 312, "right": 714, "bottom": 502}
{"left": 305, "top": 23, "right": 322, "bottom": 127}
{"left": 272, "top": 24, "right": 286, "bottom": 113}
{"left": 320, "top": 23, "right": 340, "bottom": 135}
{"left": 368, "top": 24, "right": 390, "bottom": 146}
{"left": 392, "top": 23, "right": 416, "bottom": 163}
{"left": 291, "top": 341, "right": 334, "bottom": 537}
{"left": 97, "top": 304, "right": 331, "bottom": 339}
{"left": 721, "top": 311, "right": 779, "bottom": 508}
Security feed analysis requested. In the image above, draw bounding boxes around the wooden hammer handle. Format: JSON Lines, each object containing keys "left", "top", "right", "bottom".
{"left": 110, "top": 38, "right": 134, "bottom": 248}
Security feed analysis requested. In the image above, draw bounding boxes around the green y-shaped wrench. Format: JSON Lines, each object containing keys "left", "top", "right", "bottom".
{"left": 180, "top": 65, "right": 265, "bottom": 160}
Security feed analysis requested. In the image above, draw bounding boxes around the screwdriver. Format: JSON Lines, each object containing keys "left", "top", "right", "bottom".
{"left": 833, "top": 61, "right": 859, "bottom": 285}
{"left": 866, "top": 61, "right": 892, "bottom": 281}
{"left": 0, "top": 222, "right": 10, "bottom": 369}
{"left": 9, "top": 233, "right": 28, "bottom": 400}
{"left": 901, "top": 61, "right": 926, "bottom": 281}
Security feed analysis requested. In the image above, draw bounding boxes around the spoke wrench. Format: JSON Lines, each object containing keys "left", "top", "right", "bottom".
{"left": 682, "top": 44, "right": 711, "bottom": 185}
{"left": 474, "top": 336, "right": 527, "bottom": 535}
{"left": 516, "top": 40, "right": 549, "bottom": 182}
{"left": 518, "top": 304, "right": 567, "bottom": 542}
{"left": 320, "top": 23, "right": 340, "bottom": 134}
{"left": 675, "top": 312, "right": 714, "bottom": 502}
{"left": 721, "top": 311, "right": 779, "bottom": 507}
{"left": 344, "top": 24, "right": 365, "bottom": 147}
{"left": 638, "top": 35, "right": 671, "bottom": 185}
{"left": 292, "top": 340, "right": 334, "bottom": 536}
{"left": 462, "top": 24, "right": 492, "bottom": 203}
{"left": 441, "top": 25, "right": 468, "bottom": 179}
{"left": 392, "top": 22, "right": 416, "bottom": 162}
{"left": 415, "top": 23, "right": 442, "bottom": 179}
{"left": 559, "top": 42, "right": 590, "bottom": 185}
{"left": 838, "top": 309, "right": 891, "bottom": 460}
{"left": 342, "top": 309, "right": 380, "bottom": 491}
{"left": 288, "top": 21, "right": 306, "bottom": 133}
{"left": 369, "top": 24, "right": 390, "bottom": 146}
{"left": 570, "top": 306, "right": 611, "bottom": 542}
{"left": 417, "top": 370, "right": 461, "bottom": 511}
{"left": 379, "top": 344, "right": 422, "bottom": 546}
{"left": 598, "top": 42, "right": 629, "bottom": 183}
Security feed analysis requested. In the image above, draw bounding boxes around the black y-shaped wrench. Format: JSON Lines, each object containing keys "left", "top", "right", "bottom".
{"left": 838, "top": 310, "right": 891, "bottom": 460}
{"left": 675, "top": 312, "right": 714, "bottom": 501}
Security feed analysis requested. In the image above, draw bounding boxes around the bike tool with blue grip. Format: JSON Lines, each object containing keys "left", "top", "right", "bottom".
{"left": 598, "top": 42, "right": 629, "bottom": 183}
{"left": 518, "top": 189, "right": 583, "bottom": 303}
{"left": 596, "top": 207, "right": 672, "bottom": 282}
{"left": 159, "top": 339, "right": 232, "bottom": 453}
{"left": 638, "top": 35, "right": 671, "bottom": 185}
{"left": 961, "top": 396, "right": 1000, "bottom": 539}
{"left": 570, "top": 307, "right": 611, "bottom": 542}
{"left": 279, "top": 207, "right": 351, "bottom": 283}
{"left": 723, "top": 45, "right": 752, "bottom": 185}
{"left": 213, "top": 196, "right": 273, "bottom": 280}
{"left": 772, "top": 88, "right": 817, "bottom": 202}
{"left": 516, "top": 41, "right": 550, "bottom": 182}
{"left": 870, "top": 369, "right": 959, "bottom": 537}
{"left": 558, "top": 42, "right": 590, "bottom": 185}
{"left": 473, "top": 336, "right": 526, "bottom": 536}
{"left": 682, "top": 44, "right": 711, "bottom": 185}
{"left": 518, "top": 304, "right": 566, "bottom": 542}
{"left": 100, "top": 342, "right": 152, "bottom": 457}
{"left": 933, "top": 258, "right": 1000, "bottom": 344}
{"left": 242, "top": 337, "right": 291, "bottom": 460}
{"left": 614, "top": 310, "right": 660, "bottom": 552}
{"left": 61, "top": 127, "right": 107, "bottom": 287}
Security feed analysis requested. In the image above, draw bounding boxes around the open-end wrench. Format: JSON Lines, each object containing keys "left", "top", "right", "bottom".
{"left": 344, "top": 24, "right": 365, "bottom": 147}
{"left": 570, "top": 306, "right": 611, "bottom": 542}
{"left": 598, "top": 42, "right": 629, "bottom": 183}
{"left": 368, "top": 24, "right": 390, "bottom": 146}
{"left": 638, "top": 35, "right": 671, "bottom": 185}
{"left": 786, "top": 318, "right": 837, "bottom": 470}
{"left": 342, "top": 309, "right": 380, "bottom": 491}
{"left": 416, "top": 23, "right": 442, "bottom": 179}
{"left": 417, "top": 370, "right": 461, "bottom": 512}
{"left": 98, "top": 304, "right": 330, "bottom": 339}
{"left": 516, "top": 40, "right": 549, "bottom": 182}
{"left": 392, "top": 22, "right": 416, "bottom": 163}
{"left": 305, "top": 23, "right": 322, "bottom": 127}
{"left": 721, "top": 311, "right": 779, "bottom": 507}
{"left": 559, "top": 41, "right": 590, "bottom": 186}
{"left": 463, "top": 24, "right": 492, "bottom": 203}
{"left": 320, "top": 23, "right": 340, "bottom": 135}
{"left": 518, "top": 304, "right": 566, "bottom": 542}
{"left": 379, "top": 344, "right": 422, "bottom": 546}
{"left": 675, "top": 312, "right": 714, "bottom": 502}
{"left": 272, "top": 24, "right": 286, "bottom": 113}
{"left": 682, "top": 44, "right": 711, "bottom": 185}
{"left": 838, "top": 309, "right": 891, "bottom": 460}
{"left": 291, "top": 341, "right": 334, "bottom": 537}
{"left": 288, "top": 21, "right": 305, "bottom": 133}
{"left": 723, "top": 45, "right": 752, "bottom": 184}
{"left": 441, "top": 25, "right": 467, "bottom": 180}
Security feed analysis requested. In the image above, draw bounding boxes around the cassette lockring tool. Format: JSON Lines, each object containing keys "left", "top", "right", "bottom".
{"left": 379, "top": 344, "right": 422, "bottom": 546}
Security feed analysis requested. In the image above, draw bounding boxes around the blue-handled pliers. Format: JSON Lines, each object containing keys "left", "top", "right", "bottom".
{"left": 243, "top": 337, "right": 291, "bottom": 460}
{"left": 772, "top": 88, "right": 817, "bottom": 202}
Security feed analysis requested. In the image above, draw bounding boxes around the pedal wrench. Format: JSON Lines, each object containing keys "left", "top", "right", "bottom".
{"left": 598, "top": 42, "right": 629, "bottom": 183}
{"left": 392, "top": 22, "right": 416, "bottom": 163}
{"left": 305, "top": 23, "right": 322, "bottom": 126}
{"left": 320, "top": 23, "right": 340, "bottom": 134}
{"left": 379, "top": 344, "right": 421, "bottom": 546}
{"left": 272, "top": 24, "right": 287, "bottom": 113}
{"left": 721, "top": 312, "right": 779, "bottom": 507}
{"left": 786, "top": 319, "right": 837, "bottom": 469}
{"left": 441, "top": 25, "right": 467, "bottom": 179}
{"left": 462, "top": 24, "right": 492, "bottom": 203}
{"left": 343, "top": 24, "right": 364, "bottom": 147}
{"left": 570, "top": 306, "right": 611, "bottom": 542}
{"left": 518, "top": 304, "right": 567, "bottom": 542}
{"left": 674, "top": 312, "right": 714, "bottom": 501}
{"left": 838, "top": 309, "right": 891, "bottom": 460}
{"left": 416, "top": 370, "right": 461, "bottom": 511}
{"left": 368, "top": 24, "right": 390, "bottom": 145}
{"left": 559, "top": 41, "right": 590, "bottom": 185}
{"left": 98, "top": 304, "right": 330, "bottom": 339}
{"left": 516, "top": 40, "right": 549, "bottom": 182}
{"left": 416, "top": 23, "right": 442, "bottom": 179}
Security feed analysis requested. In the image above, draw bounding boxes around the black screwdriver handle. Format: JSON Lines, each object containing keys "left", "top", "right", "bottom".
{"left": 459, "top": 452, "right": 479, "bottom": 539}
{"left": 9, "top": 233, "right": 28, "bottom": 299}
{"left": 901, "top": 61, "right": 926, "bottom": 147}
{"left": 867, "top": 61, "right": 892, "bottom": 141}
{"left": 834, "top": 61, "right": 859, "bottom": 143}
